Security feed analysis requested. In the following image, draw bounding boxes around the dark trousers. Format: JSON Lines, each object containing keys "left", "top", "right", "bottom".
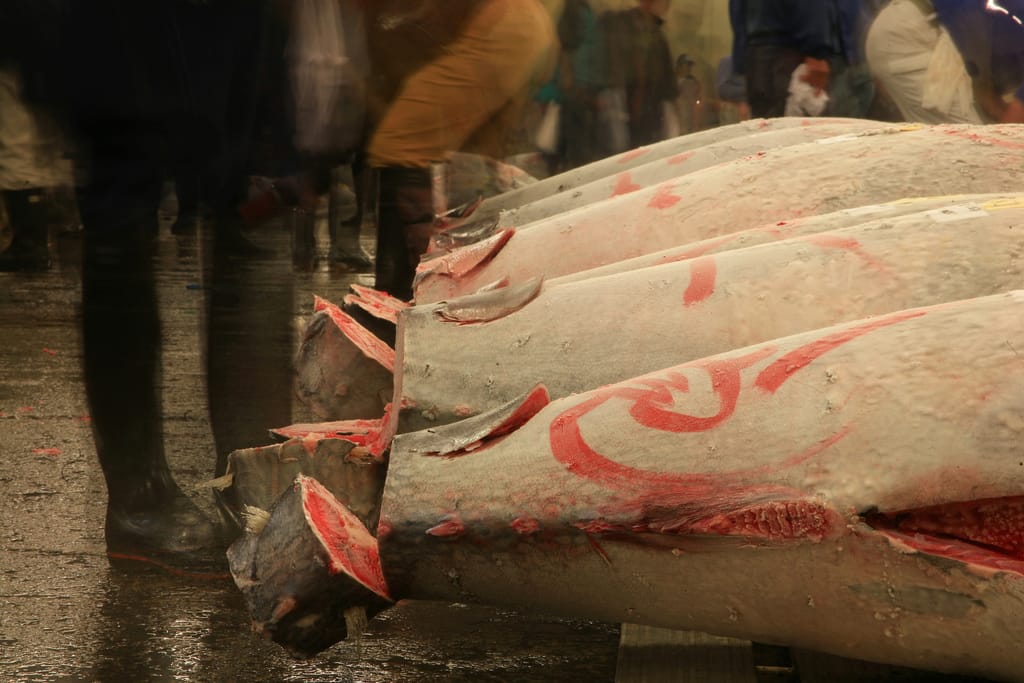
{"left": 744, "top": 43, "right": 804, "bottom": 118}
{"left": 70, "top": 0, "right": 292, "bottom": 511}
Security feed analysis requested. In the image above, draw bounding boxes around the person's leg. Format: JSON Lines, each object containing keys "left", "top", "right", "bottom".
{"left": 746, "top": 43, "right": 802, "bottom": 118}
{"left": 196, "top": 0, "right": 294, "bottom": 477}
{"left": 0, "top": 188, "right": 51, "bottom": 270}
{"left": 328, "top": 163, "right": 373, "bottom": 268}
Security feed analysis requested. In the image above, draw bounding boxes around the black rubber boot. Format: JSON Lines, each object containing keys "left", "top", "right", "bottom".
{"left": 374, "top": 166, "right": 434, "bottom": 301}
{"left": 0, "top": 189, "right": 52, "bottom": 271}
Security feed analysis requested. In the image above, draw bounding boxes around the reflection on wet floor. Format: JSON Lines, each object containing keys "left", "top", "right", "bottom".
{"left": 0, "top": 213, "right": 621, "bottom": 682}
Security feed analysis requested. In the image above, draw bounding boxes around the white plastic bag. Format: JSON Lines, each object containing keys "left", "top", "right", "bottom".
{"left": 784, "top": 63, "right": 829, "bottom": 117}
{"left": 288, "top": 0, "right": 368, "bottom": 155}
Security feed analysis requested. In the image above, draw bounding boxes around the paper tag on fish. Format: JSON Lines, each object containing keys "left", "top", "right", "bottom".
{"left": 816, "top": 133, "right": 860, "bottom": 145}
{"left": 925, "top": 204, "right": 988, "bottom": 223}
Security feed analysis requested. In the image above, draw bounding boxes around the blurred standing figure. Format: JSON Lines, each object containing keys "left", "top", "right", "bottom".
{"left": 6, "top": 0, "right": 293, "bottom": 569}
{"left": 556, "top": 0, "right": 607, "bottom": 171}
{"left": 866, "top": 0, "right": 1024, "bottom": 124}
{"left": 603, "top": 0, "right": 679, "bottom": 148}
{"left": 674, "top": 53, "right": 703, "bottom": 134}
{"left": 715, "top": 54, "right": 751, "bottom": 124}
{"left": 0, "top": 65, "right": 71, "bottom": 270}
{"left": 729, "top": 0, "right": 843, "bottom": 118}
{"left": 362, "top": 0, "right": 557, "bottom": 300}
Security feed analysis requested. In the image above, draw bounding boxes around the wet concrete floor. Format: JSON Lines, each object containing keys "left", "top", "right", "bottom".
{"left": 0, "top": 207, "right": 619, "bottom": 682}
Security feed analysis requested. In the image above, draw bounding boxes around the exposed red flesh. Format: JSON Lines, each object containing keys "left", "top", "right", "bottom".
{"left": 866, "top": 496, "right": 1024, "bottom": 576}
{"left": 314, "top": 295, "right": 395, "bottom": 373}
{"left": 300, "top": 476, "right": 392, "bottom": 600}
{"left": 343, "top": 285, "right": 409, "bottom": 325}
{"left": 271, "top": 418, "right": 383, "bottom": 444}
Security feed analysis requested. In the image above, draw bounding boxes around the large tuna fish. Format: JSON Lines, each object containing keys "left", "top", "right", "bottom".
{"left": 416, "top": 124, "right": 1024, "bottom": 303}
{"left": 231, "top": 290, "right": 1024, "bottom": 681}
{"left": 463, "top": 117, "right": 865, "bottom": 225}
{"left": 472, "top": 119, "right": 892, "bottom": 231}
{"left": 294, "top": 197, "right": 1024, "bottom": 431}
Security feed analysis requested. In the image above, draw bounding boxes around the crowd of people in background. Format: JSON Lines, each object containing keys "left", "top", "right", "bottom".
{"left": 1, "top": 0, "right": 1023, "bottom": 570}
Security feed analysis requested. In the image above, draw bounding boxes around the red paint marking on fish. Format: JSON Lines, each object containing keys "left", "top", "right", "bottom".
{"left": 32, "top": 448, "right": 61, "bottom": 456}
{"left": 754, "top": 309, "right": 927, "bottom": 394}
{"left": 611, "top": 172, "right": 642, "bottom": 198}
{"left": 543, "top": 308, "right": 931, "bottom": 543}
{"left": 647, "top": 185, "right": 683, "bottom": 210}
{"left": 683, "top": 256, "right": 717, "bottom": 307}
{"left": 659, "top": 235, "right": 744, "bottom": 265}
{"left": 617, "top": 148, "right": 650, "bottom": 164}
{"left": 426, "top": 514, "right": 466, "bottom": 538}
{"left": 941, "top": 126, "right": 1024, "bottom": 150}
{"left": 42, "top": 348, "right": 56, "bottom": 356}
{"left": 666, "top": 151, "right": 695, "bottom": 165}
{"left": 799, "top": 233, "right": 890, "bottom": 273}
{"left": 549, "top": 348, "right": 776, "bottom": 492}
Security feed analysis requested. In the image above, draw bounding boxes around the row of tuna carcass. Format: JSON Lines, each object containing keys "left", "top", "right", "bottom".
{"left": 223, "top": 119, "right": 1024, "bottom": 681}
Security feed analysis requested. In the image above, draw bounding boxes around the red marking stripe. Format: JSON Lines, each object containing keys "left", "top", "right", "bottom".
{"left": 617, "top": 148, "right": 651, "bottom": 164}
{"left": 611, "top": 172, "right": 642, "bottom": 197}
{"left": 754, "top": 309, "right": 926, "bottom": 394}
{"left": 683, "top": 256, "right": 717, "bottom": 307}
{"left": 647, "top": 185, "right": 683, "bottom": 210}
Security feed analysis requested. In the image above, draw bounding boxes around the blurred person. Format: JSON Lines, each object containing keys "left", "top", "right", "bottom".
{"left": 7, "top": 0, "right": 295, "bottom": 569}
{"left": 866, "top": 0, "right": 1024, "bottom": 124}
{"left": 0, "top": 65, "right": 71, "bottom": 271}
{"left": 674, "top": 53, "right": 703, "bottom": 134}
{"left": 602, "top": 0, "right": 679, "bottom": 148}
{"left": 556, "top": 0, "right": 607, "bottom": 171}
{"left": 361, "top": 0, "right": 557, "bottom": 300}
{"left": 729, "top": 0, "right": 873, "bottom": 118}
{"left": 715, "top": 54, "right": 751, "bottom": 124}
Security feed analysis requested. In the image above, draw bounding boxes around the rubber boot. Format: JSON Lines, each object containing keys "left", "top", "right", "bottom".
{"left": 327, "top": 165, "right": 372, "bottom": 270}
{"left": 374, "top": 167, "right": 434, "bottom": 301}
{"left": 0, "top": 189, "right": 52, "bottom": 271}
